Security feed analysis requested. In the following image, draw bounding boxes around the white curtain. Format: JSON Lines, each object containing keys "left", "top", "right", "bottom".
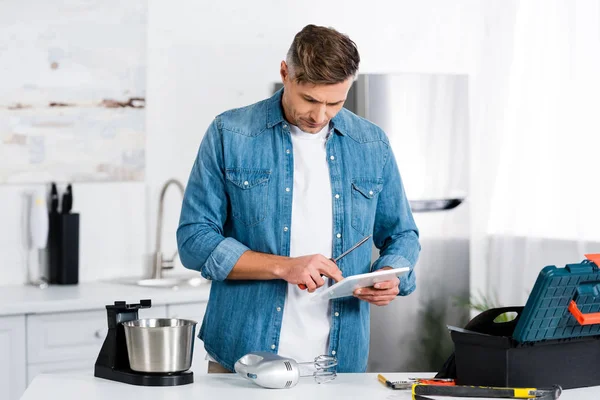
{"left": 471, "top": 0, "right": 600, "bottom": 307}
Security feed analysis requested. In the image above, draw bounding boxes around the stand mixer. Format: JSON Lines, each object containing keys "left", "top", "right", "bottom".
{"left": 94, "top": 299, "right": 194, "bottom": 386}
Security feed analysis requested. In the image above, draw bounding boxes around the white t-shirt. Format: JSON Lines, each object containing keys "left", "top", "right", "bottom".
{"left": 277, "top": 123, "right": 333, "bottom": 362}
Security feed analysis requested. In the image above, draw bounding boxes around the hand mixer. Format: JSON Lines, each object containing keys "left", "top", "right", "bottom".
{"left": 234, "top": 352, "right": 337, "bottom": 389}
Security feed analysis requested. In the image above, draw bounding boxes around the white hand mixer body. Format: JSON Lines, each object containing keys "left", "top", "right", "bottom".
{"left": 234, "top": 352, "right": 337, "bottom": 389}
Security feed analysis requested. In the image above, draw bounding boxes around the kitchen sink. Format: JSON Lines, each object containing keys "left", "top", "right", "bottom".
{"left": 137, "top": 276, "right": 204, "bottom": 288}
{"left": 113, "top": 274, "right": 207, "bottom": 290}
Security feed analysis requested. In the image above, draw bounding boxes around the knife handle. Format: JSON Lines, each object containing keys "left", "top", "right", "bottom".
{"left": 61, "top": 184, "right": 73, "bottom": 214}
{"left": 50, "top": 182, "right": 59, "bottom": 213}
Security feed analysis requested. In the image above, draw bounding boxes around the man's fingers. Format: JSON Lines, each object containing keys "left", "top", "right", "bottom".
{"left": 372, "top": 279, "right": 399, "bottom": 290}
{"left": 321, "top": 258, "right": 344, "bottom": 282}
{"left": 354, "top": 285, "right": 399, "bottom": 297}
{"left": 356, "top": 294, "right": 396, "bottom": 306}
{"left": 371, "top": 300, "right": 392, "bottom": 307}
{"left": 304, "top": 275, "right": 317, "bottom": 292}
{"left": 337, "top": 266, "right": 400, "bottom": 305}
{"left": 329, "top": 270, "right": 344, "bottom": 283}
{"left": 357, "top": 297, "right": 394, "bottom": 306}
{"left": 356, "top": 291, "right": 397, "bottom": 300}
{"left": 352, "top": 278, "right": 400, "bottom": 295}
{"left": 310, "top": 270, "right": 326, "bottom": 288}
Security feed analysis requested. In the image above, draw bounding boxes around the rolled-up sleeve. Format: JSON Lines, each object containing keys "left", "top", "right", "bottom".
{"left": 177, "top": 118, "right": 249, "bottom": 281}
{"left": 371, "top": 141, "right": 421, "bottom": 295}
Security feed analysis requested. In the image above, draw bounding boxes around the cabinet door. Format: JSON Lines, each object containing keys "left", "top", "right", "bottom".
{"left": 167, "top": 302, "right": 208, "bottom": 375}
{"left": 0, "top": 315, "right": 26, "bottom": 400}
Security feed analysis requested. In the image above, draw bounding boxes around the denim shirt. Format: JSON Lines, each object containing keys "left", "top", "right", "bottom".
{"left": 177, "top": 89, "right": 420, "bottom": 372}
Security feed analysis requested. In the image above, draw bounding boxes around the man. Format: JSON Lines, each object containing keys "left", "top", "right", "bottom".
{"left": 177, "top": 24, "right": 420, "bottom": 374}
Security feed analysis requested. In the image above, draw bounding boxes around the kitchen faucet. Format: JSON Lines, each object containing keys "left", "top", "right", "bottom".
{"left": 152, "top": 178, "right": 185, "bottom": 280}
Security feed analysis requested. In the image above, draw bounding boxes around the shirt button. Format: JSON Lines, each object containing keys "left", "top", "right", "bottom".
{"left": 285, "top": 187, "right": 290, "bottom": 192}
{"left": 283, "top": 124, "right": 288, "bottom": 129}
{"left": 286, "top": 149, "right": 291, "bottom": 154}
{"left": 271, "top": 344, "right": 276, "bottom": 350}
{"left": 369, "top": 190, "right": 374, "bottom": 196}
{"left": 284, "top": 226, "right": 289, "bottom": 232}
{"left": 331, "top": 350, "right": 336, "bottom": 356}
{"left": 277, "top": 307, "right": 282, "bottom": 312}
{"left": 330, "top": 155, "right": 335, "bottom": 161}
{"left": 336, "top": 233, "right": 341, "bottom": 238}
{"left": 244, "top": 181, "right": 249, "bottom": 186}
{"left": 334, "top": 312, "right": 339, "bottom": 317}
{"left": 334, "top": 194, "right": 340, "bottom": 199}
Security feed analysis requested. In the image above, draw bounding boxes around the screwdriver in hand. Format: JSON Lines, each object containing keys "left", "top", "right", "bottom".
{"left": 297, "top": 235, "right": 372, "bottom": 290}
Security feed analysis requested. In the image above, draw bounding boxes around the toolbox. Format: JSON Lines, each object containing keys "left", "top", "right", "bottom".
{"left": 443, "top": 254, "right": 600, "bottom": 389}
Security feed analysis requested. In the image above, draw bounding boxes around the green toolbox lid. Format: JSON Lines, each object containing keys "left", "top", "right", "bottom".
{"left": 513, "top": 254, "right": 600, "bottom": 343}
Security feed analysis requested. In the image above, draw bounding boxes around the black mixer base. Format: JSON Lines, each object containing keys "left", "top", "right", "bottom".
{"left": 95, "top": 365, "right": 194, "bottom": 386}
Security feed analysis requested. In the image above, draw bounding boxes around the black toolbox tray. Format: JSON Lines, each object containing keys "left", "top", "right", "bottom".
{"left": 450, "top": 306, "right": 600, "bottom": 389}
{"left": 440, "top": 255, "right": 600, "bottom": 389}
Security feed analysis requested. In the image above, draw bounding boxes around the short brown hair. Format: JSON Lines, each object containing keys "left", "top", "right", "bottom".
{"left": 286, "top": 24, "right": 360, "bottom": 85}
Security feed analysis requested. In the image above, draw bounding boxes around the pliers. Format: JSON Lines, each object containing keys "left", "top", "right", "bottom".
{"left": 378, "top": 374, "right": 455, "bottom": 390}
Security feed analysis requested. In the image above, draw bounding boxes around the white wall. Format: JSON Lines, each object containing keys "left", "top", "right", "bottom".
{"left": 1, "top": 0, "right": 487, "bottom": 285}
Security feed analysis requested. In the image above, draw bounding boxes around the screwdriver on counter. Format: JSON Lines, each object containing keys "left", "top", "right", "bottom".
{"left": 412, "top": 383, "right": 562, "bottom": 399}
{"left": 297, "top": 235, "right": 372, "bottom": 291}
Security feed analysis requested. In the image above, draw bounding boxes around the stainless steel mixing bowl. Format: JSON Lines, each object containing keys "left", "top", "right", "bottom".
{"left": 122, "top": 318, "right": 197, "bottom": 373}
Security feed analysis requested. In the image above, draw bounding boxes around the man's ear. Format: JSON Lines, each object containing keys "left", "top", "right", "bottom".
{"left": 280, "top": 61, "right": 289, "bottom": 82}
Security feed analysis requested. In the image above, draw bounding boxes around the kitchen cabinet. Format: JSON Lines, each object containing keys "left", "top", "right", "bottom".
{"left": 168, "top": 302, "right": 208, "bottom": 375}
{"left": 0, "top": 315, "right": 26, "bottom": 400}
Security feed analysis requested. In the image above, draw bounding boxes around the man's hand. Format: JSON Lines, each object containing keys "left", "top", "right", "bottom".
{"left": 353, "top": 266, "right": 400, "bottom": 306}
{"left": 277, "top": 254, "right": 344, "bottom": 293}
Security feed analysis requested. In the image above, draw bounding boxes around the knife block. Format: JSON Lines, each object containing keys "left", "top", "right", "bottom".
{"left": 48, "top": 212, "right": 79, "bottom": 284}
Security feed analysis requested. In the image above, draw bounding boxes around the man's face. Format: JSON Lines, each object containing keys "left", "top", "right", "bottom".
{"left": 280, "top": 61, "right": 353, "bottom": 134}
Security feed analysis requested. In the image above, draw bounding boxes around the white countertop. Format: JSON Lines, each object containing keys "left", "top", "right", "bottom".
{"left": 0, "top": 278, "right": 211, "bottom": 316}
{"left": 20, "top": 372, "right": 599, "bottom": 400}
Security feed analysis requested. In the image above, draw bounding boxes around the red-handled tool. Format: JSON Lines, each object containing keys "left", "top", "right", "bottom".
{"left": 377, "top": 374, "right": 455, "bottom": 390}
{"left": 297, "top": 235, "right": 372, "bottom": 290}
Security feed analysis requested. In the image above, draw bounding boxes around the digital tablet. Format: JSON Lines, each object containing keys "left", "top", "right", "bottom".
{"left": 312, "top": 267, "right": 410, "bottom": 301}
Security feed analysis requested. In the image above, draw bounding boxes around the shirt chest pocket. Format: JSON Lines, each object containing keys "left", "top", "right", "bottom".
{"left": 351, "top": 178, "right": 383, "bottom": 235}
{"left": 226, "top": 168, "right": 271, "bottom": 227}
